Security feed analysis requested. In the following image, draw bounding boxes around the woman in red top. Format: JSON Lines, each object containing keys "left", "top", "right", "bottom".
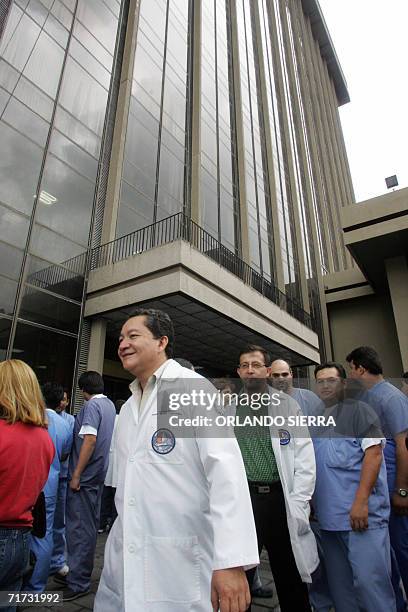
{"left": 0, "top": 360, "right": 54, "bottom": 610}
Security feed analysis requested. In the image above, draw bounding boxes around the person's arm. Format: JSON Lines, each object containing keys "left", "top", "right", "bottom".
{"left": 69, "top": 434, "right": 96, "bottom": 491}
{"left": 350, "top": 443, "right": 382, "bottom": 530}
{"left": 393, "top": 431, "right": 408, "bottom": 515}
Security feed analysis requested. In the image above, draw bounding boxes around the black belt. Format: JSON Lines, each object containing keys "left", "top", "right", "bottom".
{"left": 248, "top": 480, "right": 281, "bottom": 494}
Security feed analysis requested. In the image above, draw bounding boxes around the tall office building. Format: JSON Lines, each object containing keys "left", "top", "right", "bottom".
{"left": 0, "top": 0, "right": 355, "bottom": 398}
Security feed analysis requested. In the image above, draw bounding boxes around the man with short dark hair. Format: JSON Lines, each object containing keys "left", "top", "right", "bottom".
{"left": 95, "top": 309, "right": 258, "bottom": 612}
{"left": 313, "top": 362, "right": 395, "bottom": 611}
{"left": 346, "top": 346, "right": 408, "bottom": 608}
{"left": 59, "top": 371, "right": 116, "bottom": 601}
{"left": 235, "top": 345, "right": 317, "bottom": 612}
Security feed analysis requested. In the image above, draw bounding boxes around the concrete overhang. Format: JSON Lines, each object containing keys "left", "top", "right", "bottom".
{"left": 323, "top": 269, "right": 374, "bottom": 304}
{"left": 85, "top": 241, "right": 320, "bottom": 370}
{"left": 340, "top": 188, "right": 408, "bottom": 291}
{"left": 301, "top": 0, "right": 350, "bottom": 106}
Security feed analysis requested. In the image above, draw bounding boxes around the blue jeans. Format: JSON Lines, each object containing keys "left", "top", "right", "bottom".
{"left": 0, "top": 528, "right": 30, "bottom": 612}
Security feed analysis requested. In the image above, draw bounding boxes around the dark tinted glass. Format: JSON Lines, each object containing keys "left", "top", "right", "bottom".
{"left": 19, "top": 284, "right": 81, "bottom": 333}
{"left": 12, "top": 321, "right": 77, "bottom": 387}
{"left": 0, "top": 317, "right": 11, "bottom": 362}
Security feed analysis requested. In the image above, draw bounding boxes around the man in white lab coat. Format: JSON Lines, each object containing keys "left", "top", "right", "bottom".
{"left": 95, "top": 308, "right": 259, "bottom": 612}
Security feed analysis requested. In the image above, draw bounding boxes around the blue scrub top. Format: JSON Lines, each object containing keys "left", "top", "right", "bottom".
{"left": 362, "top": 381, "right": 408, "bottom": 490}
{"left": 312, "top": 400, "right": 390, "bottom": 531}
{"left": 57, "top": 410, "right": 75, "bottom": 479}
{"left": 44, "top": 409, "right": 73, "bottom": 499}
{"left": 291, "top": 387, "right": 322, "bottom": 417}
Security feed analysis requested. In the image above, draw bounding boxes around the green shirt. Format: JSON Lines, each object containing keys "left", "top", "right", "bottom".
{"left": 235, "top": 394, "right": 280, "bottom": 483}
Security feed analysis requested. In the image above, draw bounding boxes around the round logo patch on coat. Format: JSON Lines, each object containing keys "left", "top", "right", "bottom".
{"left": 151, "top": 428, "right": 176, "bottom": 454}
{"left": 279, "top": 429, "right": 291, "bottom": 445}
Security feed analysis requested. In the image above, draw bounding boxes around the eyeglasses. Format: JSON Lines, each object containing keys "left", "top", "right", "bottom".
{"left": 315, "top": 378, "right": 342, "bottom": 386}
{"left": 238, "top": 362, "right": 266, "bottom": 370}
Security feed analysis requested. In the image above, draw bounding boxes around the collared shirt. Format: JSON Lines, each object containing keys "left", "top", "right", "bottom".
{"left": 291, "top": 387, "right": 322, "bottom": 417}
{"left": 129, "top": 360, "right": 169, "bottom": 414}
{"left": 235, "top": 390, "right": 279, "bottom": 483}
{"left": 69, "top": 395, "right": 116, "bottom": 485}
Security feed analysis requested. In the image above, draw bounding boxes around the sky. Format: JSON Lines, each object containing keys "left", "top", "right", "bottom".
{"left": 318, "top": 0, "right": 408, "bottom": 202}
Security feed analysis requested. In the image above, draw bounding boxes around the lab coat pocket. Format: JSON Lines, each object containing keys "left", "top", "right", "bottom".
{"left": 288, "top": 498, "right": 311, "bottom": 536}
{"left": 144, "top": 535, "right": 201, "bottom": 603}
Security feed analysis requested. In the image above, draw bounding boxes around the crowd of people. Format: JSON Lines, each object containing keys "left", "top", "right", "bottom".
{"left": 0, "top": 307, "right": 407, "bottom": 612}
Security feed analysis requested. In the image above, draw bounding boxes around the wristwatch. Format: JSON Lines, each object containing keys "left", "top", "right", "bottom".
{"left": 395, "top": 488, "right": 408, "bottom": 498}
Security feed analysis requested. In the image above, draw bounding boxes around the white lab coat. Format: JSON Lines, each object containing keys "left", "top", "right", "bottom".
{"left": 236, "top": 388, "right": 319, "bottom": 582}
{"left": 104, "top": 414, "right": 118, "bottom": 487}
{"left": 95, "top": 360, "right": 259, "bottom": 612}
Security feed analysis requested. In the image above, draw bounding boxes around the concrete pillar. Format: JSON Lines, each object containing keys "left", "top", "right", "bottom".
{"left": 385, "top": 256, "right": 408, "bottom": 371}
{"left": 87, "top": 318, "right": 107, "bottom": 373}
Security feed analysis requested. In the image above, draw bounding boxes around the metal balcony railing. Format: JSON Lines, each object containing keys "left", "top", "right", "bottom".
{"left": 90, "top": 213, "right": 314, "bottom": 330}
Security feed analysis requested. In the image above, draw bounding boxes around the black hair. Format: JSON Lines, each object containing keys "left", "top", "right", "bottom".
{"left": 403, "top": 372, "right": 408, "bottom": 380}
{"left": 346, "top": 346, "right": 383, "bottom": 375}
{"left": 127, "top": 308, "right": 174, "bottom": 358}
{"left": 238, "top": 345, "right": 271, "bottom": 366}
{"left": 42, "top": 382, "right": 64, "bottom": 410}
{"left": 78, "top": 371, "right": 104, "bottom": 395}
{"left": 174, "top": 357, "right": 194, "bottom": 370}
{"left": 314, "top": 361, "right": 347, "bottom": 379}
{"left": 114, "top": 399, "right": 126, "bottom": 414}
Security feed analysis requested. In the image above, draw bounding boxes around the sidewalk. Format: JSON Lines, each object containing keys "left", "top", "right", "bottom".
{"left": 34, "top": 536, "right": 279, "bottom": 611}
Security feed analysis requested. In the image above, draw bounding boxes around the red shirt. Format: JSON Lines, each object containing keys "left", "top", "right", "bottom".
{"left": 0, "top": 419, "right": 55, "bottom": 528}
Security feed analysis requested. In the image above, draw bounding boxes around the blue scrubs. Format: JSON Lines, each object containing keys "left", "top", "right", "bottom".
{"left": 291, "top": 388, "right": 333, "bottom": 612}
{"left": 25, "top": 410, "right": 72, "bottom": 592}
{"left": 50, "top": 410, "right": 75, "bottom": 574}
{"left": 363, "top": 381, "right": 408, "bottom": 609}
{"left": 312, "top": 400, "right": 396, "bottom": 612}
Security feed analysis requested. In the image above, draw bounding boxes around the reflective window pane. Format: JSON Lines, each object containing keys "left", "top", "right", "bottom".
{"left": 2, "top": 96, "right": 49, "bottom": 147}
{"left": 0, "top": 318, "right": 11, "bottom": 362}
{"left": 0, "top": 276, "right": 18, "bottom": 316}
{"left": 0, "top": 12, "right": 41, "bottom": 72}
{"left": 20, "top": 284, "right": 81, "bottom": 333}
{"left": 12, "top": 321, "right": 77, "bottom": 388}
{"left": 26, "top": 254, "right": 85, "bottom": 301}
{"left": 0, "top": 122, "right": 43, "bottom": 216}
{"left": 30, "top": 224, "right": 85, "bottom": 263}
{"left": 0, "top": 242, "right": 24, "bottom": 281}
{"left": 0, "top": 204, "right": 30, "bottom": 249}
{"left": 35, "top": 154, "right": 95, "bottom": 246}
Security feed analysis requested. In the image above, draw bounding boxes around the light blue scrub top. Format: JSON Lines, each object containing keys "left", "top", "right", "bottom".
{"left": 312, "top": 400, "right": 390, "bottom": 531}
{"left": 362, "top": 381, "right": 408, "bottom": 491}
{"left": 44, "top": 409, "right": 73, "bottom": 499}
{"left": 57, "top": 410, "right": 75, "bottom": 479}
{"left": 291, "top": 387, "right": 323, "bottom": 417}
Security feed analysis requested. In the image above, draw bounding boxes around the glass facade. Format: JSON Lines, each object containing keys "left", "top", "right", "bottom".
{"left": 116, "top": 0, "right": 189, "bottom": 236}
{"left": 0, "top": 0, "right": 353, "bottom": 383}
{"left": 200, "top": 0, "right": 238, "bottom": 253}
{"left": 236, "top": 0, "right": 275, "bottom": 280}
{"left": 0, "top": 0, "right": 121, "bottom": 388}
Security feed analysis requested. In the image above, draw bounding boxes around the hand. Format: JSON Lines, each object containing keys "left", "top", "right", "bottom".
{"left": 211, "top": 567, "right": 250, "bottom": 612}
{"left": 69, "top": 475, "right": 81, "bottom": 492}
{"left": 349, "top": 499, "right": 368, "bottom": 531}
{"left": 392, "top": 492, "right": 408, "bottom": 516}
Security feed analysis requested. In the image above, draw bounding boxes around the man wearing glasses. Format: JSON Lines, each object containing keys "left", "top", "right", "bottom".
{"left": 312, "top": 361, "right": 396, "bottom": 612}
{"left": 234, "top": 344, "right": 318, "bottom": 612}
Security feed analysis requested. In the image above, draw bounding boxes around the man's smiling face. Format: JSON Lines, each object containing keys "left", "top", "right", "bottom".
{"left": 118, "top": 316, "right": 166, "bottom": 378}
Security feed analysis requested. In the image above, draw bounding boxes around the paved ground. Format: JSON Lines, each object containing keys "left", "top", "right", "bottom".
{"left": 22, "top": 534, "right": 279, "bottom": 611}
